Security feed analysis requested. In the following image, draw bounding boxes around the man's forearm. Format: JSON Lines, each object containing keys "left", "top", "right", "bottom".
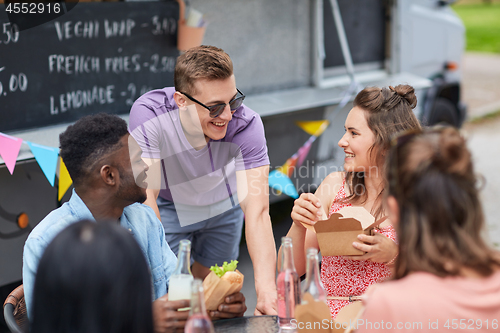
{"left": 245, "top": 213, "right": 277, "bottom": 295}
{"left": 236, "top": 165, "right": 277, "bottom": 314}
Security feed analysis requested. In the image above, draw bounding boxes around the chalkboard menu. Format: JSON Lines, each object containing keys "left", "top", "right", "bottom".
{"left": 0, "top": 1, "right": 180, "bottom": 132}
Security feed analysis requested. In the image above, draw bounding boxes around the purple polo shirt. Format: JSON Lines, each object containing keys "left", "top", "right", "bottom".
{"left": 128, "top": 87, "right": 269, "bottom": 207}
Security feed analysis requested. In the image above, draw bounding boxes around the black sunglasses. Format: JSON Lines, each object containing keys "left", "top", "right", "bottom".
{"left": 181, "top": 89, "right": 245, "bottom": 118}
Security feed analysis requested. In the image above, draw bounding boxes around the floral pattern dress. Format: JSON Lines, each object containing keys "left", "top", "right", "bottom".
{"left": 320, "top": 178, "right": 396, "bottom": 318}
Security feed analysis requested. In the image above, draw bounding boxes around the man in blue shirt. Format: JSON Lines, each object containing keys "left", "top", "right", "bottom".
{"left": 23, "top": 113, "right": 246, "bottom": 332}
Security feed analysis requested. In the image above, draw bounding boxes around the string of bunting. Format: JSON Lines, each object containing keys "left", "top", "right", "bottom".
{"left": 2, "top": 119, "right": 329, "bottom": 202}
{"left": 0, "top": 132, "right": 73, "bottom": 201}
{"left": 268, "top": 120, "right": 330, "bottom": 199}
{"left": 268, "top": 80, "right": 361, "bottom": 199}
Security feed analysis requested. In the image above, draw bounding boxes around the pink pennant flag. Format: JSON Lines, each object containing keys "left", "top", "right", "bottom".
{"left": 297, "top": 136, "right": 317, "bottom": 167}
{"left": 0, "top": 132, "right": 23, "bottom": 175}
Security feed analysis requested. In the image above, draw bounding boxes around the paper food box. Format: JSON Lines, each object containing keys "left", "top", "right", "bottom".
{"left": 295, "top": 293, "right": 365, "bottom": 333}
{"left": 314, "top": 206, "right": 383, "bottom": 256}
{"left": 295, "top": 293, "right": 333, "bottom": 332}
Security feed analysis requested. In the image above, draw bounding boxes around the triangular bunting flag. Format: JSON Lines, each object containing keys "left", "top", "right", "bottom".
{"left": 58, "top": 157, "right": 73, "bottom": 201}
{"left": 297, "top": 137, "right": 315, "bottom": 168}
{"left": 296, "top": 120, "right": 330, "bottom": 137}
{"left": 268, "top": 169, "right": 298, "bottom": 199}
{"left": 0, "top": 133, "right": 23, "bottom": 175}
{"left": 27, "top": 142, "right": 59, "bottom": 187}
{"left": 277, "top": 155, "right": 298, "bottom": 178}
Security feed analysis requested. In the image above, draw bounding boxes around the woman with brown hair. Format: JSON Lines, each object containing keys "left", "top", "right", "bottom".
{"left": 281, "top": 84, "right": 422, "bottom": 318}
{"left": 358, "top": 126, "right": 500, "bottom": 332}
{"left": 31, "top": 220, "right": 155, "bottom": 333}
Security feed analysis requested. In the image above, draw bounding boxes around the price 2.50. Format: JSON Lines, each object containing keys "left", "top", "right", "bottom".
{"left": 1, "top": 23, "right": 20, "bottom": 44}
{"left": 0, "top": 73, "right": 28, "bottom": 97}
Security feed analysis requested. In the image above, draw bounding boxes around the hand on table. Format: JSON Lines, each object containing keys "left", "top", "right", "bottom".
{"left": 290, "top": 193, "right": 325, "bottom": 229}
{"left": 344, "top": 232, "right": 398, "bottom": 264}
{"left": 209, "top": 292, "right": 247, "bottom": 320}
{"left": 254, "top": 289, "right": 277, "bottom": 316}
{"left": 152, "top": 295, "right": 190, "bottom": 333}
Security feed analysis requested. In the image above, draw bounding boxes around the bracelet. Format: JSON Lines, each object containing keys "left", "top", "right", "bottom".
{"left": 385, "top": 253, "right": 398, "bottom": 265}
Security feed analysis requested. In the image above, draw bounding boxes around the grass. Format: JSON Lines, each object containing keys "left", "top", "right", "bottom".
{"left": 452, "top": 2, "right": 500, "bottom": 53}
{"left": 468, "top": 109, "right": 500, "bottom": 124}
{"left": 455, "top": 0, "right": 500, "bottom": 4}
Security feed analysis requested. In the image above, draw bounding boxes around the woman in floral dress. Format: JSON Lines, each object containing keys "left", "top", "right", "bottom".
{"left": 280, "top": 84, "right": 421, "bottom": 318}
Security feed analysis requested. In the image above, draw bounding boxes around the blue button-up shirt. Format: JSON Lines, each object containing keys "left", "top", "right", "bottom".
{"left": 23, "top": 190, "right": 177, "bottom": 317}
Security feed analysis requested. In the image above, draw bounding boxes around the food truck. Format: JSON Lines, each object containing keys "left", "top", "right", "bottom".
{"left": 0, "top": 0, "right": 465, "bottom": 297}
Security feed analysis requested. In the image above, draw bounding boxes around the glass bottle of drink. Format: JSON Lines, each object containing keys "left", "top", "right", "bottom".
{"left": 277, "top": 236, "right": 301, "bottom": 329}
{"left": 168, "top": 239, "right": 194, "bottom": 302}
{"left": 184, "top": 279, "right": 214, "bottom": 333}
{"left": 301, "top": 248, "right": 326, "bottom": 303}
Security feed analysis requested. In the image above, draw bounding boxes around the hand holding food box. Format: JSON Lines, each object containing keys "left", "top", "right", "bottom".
{"left": 314, "top": 207, "right": 385, "bottom": 256}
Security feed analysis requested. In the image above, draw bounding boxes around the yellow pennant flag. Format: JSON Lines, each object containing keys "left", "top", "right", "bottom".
{"left": 295, "top": 120, "right": 330, "bottom": 137}
{"left": 277, "top": 155, "right": 298, "bottom": 178}
{"left": 58, "top": 157, "right": 73, "bottom": 201}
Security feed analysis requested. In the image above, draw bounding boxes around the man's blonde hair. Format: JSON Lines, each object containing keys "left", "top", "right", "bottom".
{"left": 174, "top": 45, "right": 233, "bottom": 95}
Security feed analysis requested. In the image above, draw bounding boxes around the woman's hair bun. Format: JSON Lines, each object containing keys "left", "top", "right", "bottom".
{"left": 390, "top": 84, "right": 417, "bottom": 109}
{"left": 435, "top": 127, "right": 471, "bottom": 176}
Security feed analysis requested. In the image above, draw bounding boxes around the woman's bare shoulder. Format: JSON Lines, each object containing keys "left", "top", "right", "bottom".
{"left": 314, "top": 172, "right": 346, "bottom": 208}
{"left": 319, "top": 171, "right": 345, "bottom": 189}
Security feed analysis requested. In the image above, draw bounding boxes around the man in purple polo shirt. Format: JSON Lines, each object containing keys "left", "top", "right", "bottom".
{"left": 128, "top": 45, "right": 277, "bottom": 315}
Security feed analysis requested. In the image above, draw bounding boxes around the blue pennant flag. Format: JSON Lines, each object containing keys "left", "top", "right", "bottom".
{"left": 27, "top": 142, "right": 59, "bottom": 187}
{"left": 268, "top": 169, "right": 299, "bottom": 199}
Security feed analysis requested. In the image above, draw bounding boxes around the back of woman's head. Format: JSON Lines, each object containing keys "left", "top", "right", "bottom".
{"left": 31, "top": 220, "right": 153, "bottom": 333}
{"left": 387, "top": 126, "right": 499, "bottom": 279}
{"left": 354, "top": 84, "right": 421, "bottom": 167}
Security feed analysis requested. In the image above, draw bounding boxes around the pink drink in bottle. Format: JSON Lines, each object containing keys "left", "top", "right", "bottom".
{"left": 184, "top": 279, "right": 214, "bottom": 333}
{"left": 277, "top": 237, "right": 301, "bottom": 329}
{"left": 184, "top": 314, "right": 213, "bottom": 333}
